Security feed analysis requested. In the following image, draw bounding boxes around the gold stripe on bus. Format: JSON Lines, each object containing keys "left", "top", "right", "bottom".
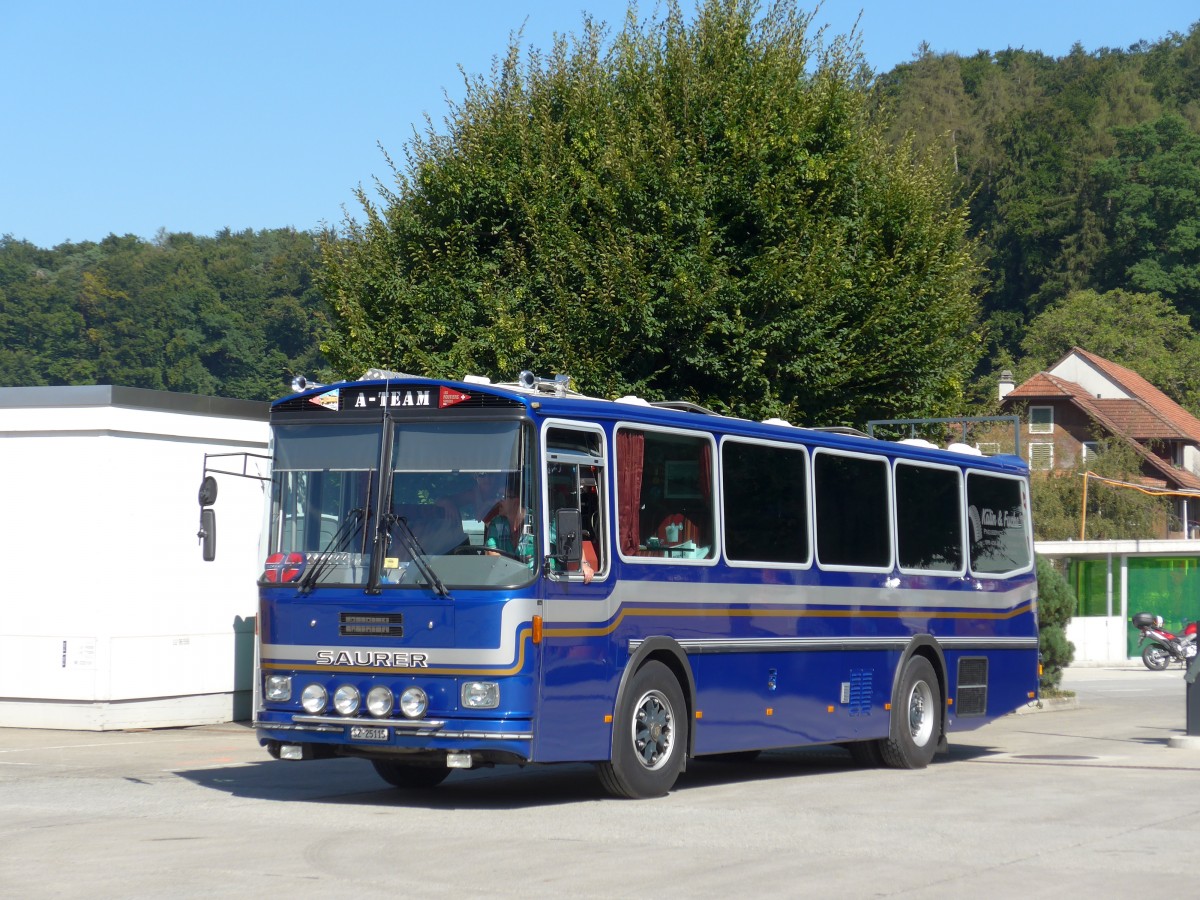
{"left": 262, "top": 602, "right": 1035, "bottom": 674}
{"left": 543, "top": 601, "right": 1035, "bottom": 640}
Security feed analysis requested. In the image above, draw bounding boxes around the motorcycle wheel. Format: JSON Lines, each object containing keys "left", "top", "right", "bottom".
{"left": 1142, "top": 643, "right": 1171, "bottom": 671}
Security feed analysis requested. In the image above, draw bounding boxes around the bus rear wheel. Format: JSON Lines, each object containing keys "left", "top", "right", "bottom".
{"left": 371, "top": 759, "right": 452, "bottom": 789}
{"left": 598, "top": 661, "right": 688, "bottom": 799}
{"left": 880, "top": 655, "right": 940, "bottom": 769}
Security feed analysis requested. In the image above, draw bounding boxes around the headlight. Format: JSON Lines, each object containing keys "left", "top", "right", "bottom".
{"left": 366, "top": 686, "right": 394, "bottom": 718}
{"left": 265, "top": 675, "right": 292, "bottom": 702}
{"left": 300, "top": 683, "right": 327, "bottom": 714}
{"left": 333, "top": 685, "right": 361, "bottom": 716}
{"left": 461, "top": 681, "right": 500, "bottom": 709}
{"left": 399, "top": 686, "right": 428, "bottom": 719}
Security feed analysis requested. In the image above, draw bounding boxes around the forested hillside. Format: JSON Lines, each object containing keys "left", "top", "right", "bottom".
{"left": 2, "top": 17, "right": 1198, "bottom": 408}
{"left": 0, "top": 229, "right": 330, "bottom": 400}
{"left": 872, "top": 23, "right": 1200, "bottom": 402}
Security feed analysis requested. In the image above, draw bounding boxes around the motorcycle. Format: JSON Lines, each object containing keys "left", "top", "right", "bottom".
{"left": 1132, "top": 612, "right": 1198, "bottom": 670}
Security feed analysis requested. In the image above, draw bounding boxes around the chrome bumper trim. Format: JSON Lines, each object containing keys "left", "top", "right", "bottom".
{"left": 255, "top": 718, "right": 532, "bottom": 742}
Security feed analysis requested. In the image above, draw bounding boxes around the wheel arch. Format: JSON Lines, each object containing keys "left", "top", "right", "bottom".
{"left": 614, "top": 637, "right": 697, "bottom": 760}
{"left": 890, "top": 635, "right": 949, "bottom": 752}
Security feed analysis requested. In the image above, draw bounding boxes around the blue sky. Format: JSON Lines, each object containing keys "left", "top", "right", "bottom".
{"left": 2, "top": 1, "right": 1197, "bottom": 249}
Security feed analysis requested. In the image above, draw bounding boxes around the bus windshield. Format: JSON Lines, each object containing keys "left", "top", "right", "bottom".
{"left": 264, "top": 419, "right": 537, "bottom": 590}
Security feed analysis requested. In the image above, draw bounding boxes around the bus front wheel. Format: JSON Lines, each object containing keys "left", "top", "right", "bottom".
{"left": 880, "top": 655, "right": 940, "bottom": 769}
{"left": 598, "top": 661, "right": 688, "bottom": 799}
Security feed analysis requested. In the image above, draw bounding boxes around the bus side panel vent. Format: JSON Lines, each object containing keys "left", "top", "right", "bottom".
{"left": 956, "top": 657, "right": 988, "bottom": 717}
{"left": 848, "top": 668, "right": 873, "bottom": 716}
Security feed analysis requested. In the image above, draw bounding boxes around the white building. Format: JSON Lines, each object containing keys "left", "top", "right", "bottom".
{"left": 0, "top": 386, "right": 269, "bottom": 729}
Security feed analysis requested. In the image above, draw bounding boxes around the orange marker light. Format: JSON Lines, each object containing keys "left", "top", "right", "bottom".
{"left": 766, "top": 708, "right": 774, "bottom": 716}
{"left": 827, "top": 705, "right": 834, "bottom": 713}
{"left": 532, "top": 615, "right": 543, "bottom": 645}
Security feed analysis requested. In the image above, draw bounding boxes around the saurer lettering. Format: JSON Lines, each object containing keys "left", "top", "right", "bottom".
{"left": 315, "top": 650, "right": 430, "bottom": 668}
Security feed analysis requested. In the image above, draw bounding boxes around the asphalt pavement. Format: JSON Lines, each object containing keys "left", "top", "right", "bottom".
{"left": 1, "top": 664, "right": 1198, "bottom": 899}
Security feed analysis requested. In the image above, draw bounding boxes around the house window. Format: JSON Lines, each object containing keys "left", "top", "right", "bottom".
{"left": 1029, "top": 406, "right": 1053, "bottom": 435}
{"left": 1082, "top": 441, "right": 1100, "bottom": 462}
{"left": 1029, "top": 442, "right": 1054, "bottom": 471}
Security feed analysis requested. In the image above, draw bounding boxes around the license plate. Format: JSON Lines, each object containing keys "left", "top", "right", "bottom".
{"left": 349, "top": 725, "right": 389, "bottom": 741}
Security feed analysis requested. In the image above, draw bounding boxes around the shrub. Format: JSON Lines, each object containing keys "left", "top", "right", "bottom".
{"left": 1036, "top": 554, "right": 1076, "bottom": 690}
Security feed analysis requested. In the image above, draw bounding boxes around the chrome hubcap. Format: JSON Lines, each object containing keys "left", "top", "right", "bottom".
{"left": 633, "top": 690, "right": 674, "bottom": 770}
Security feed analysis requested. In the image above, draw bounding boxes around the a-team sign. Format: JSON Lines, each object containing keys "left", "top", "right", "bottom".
{"left": 353, "top": 389, "right": 432, "bottom": 408}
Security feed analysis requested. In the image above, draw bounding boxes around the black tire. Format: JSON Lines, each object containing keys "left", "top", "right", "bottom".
{"left": 846, "top": 739, "right": 886, "bottom": 767}
{"left": 1142, "top": 643, "right": 1171, "bottom": 671}
{"left": 597, "top": 661, "right": 688, "bottom": 799}
{"left": 371, "top": 759, "right": 452, "bottom": 789}
{"left": 880, "top": 655, "right": 941, "bottom": 769}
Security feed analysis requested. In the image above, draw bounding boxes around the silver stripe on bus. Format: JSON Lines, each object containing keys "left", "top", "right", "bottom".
{"left": 545, "top": 577, "right": 1038, "bottom": 624}
{"left": 262, "top": 582, "right": 1036, "bottom": 669}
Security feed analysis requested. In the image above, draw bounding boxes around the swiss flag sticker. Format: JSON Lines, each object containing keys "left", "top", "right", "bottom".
{"left": 439, "top": 387, "right": 471, "bottom": 408}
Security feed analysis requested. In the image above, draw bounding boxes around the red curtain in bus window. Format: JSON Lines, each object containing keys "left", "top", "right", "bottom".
{"left": 617, "top": 429, "right": 644, "bottom": 556}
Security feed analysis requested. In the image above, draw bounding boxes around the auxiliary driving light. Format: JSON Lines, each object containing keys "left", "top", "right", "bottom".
{"left": 399, "top": 686, "right": 429, "bottom": 719}
{"left": 366, "top": 685, "right": 395, "bottom": 718}
{"left": 461, "top": 681, "right": 500, "bottom": 709}
{"left": 300, "top": 683, "right": 328, "bottom": 714}
{"left": 265, "top": 675, "right": 292, "bottom": 702}
{"left": 333, "top": 685, "right": 361, "bottom": 716}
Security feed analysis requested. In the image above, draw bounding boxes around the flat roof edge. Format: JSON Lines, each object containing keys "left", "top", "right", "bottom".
{"left": 0, "top": 385, "right": 269, "bottom": 420}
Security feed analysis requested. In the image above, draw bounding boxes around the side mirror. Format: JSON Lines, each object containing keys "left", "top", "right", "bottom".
{"left": 198, "top": 475, "right": 218, "bottom": 507}
{"left": 199, "top": 508, "right": 217, "bottom": 562}
{"left": 198, "top": 474, "right": 218, "bottom": 561}
{"left": 554, "top": 507, "right": 583, "bottom": 565}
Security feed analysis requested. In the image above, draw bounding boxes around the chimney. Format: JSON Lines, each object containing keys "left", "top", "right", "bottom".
{"left": 998, "top": 370, "right": 1015, "bottom": 401}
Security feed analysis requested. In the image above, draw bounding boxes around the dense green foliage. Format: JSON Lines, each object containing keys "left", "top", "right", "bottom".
{"left": 318, "top": 0, "right": 983, "bottom": 424}
{"left": 1011, "top": 288, "right": 1200, "bottom": 410}
{"left": 0, "top": 229, "right": 330, "bottom": 399}
{"left": 1036, "top": 554, "right": 1076, "bottom": 690}
{"left": 872, "top": 24, "right": 1200, "bottom": 376}
{"left": 1030, "top": 439, "right": 1171, "bottom": 541}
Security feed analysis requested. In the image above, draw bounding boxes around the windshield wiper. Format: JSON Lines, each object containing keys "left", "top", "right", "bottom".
{"left": 386, "top": 513, "right": 451, "bottom": 598}
{"left": 298, "top": 507, "right": 368, "bottom": 593}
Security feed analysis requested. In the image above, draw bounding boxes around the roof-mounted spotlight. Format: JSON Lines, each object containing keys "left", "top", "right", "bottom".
{"left": 516, "top": 371, "right": 572, "bottom": 396}
{"left": 290, "top": 375, "right": 323, "bottom": 393}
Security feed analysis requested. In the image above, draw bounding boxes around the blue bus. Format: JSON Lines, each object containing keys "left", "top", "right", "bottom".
{"left": 245, "top": 370, "right": 1039, "bottom": 798}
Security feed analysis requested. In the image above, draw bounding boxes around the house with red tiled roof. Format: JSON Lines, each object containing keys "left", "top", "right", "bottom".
{"left": 1000, "top": 347, "right": 1200, "bottom": 537}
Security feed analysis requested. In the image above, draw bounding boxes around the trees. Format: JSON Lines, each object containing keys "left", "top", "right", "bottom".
{"left": 1091, "top": 115, "right": 1200, "bottom": 318}
{"left": 318, "top": 0, "right": 984, "bottom": 424}
{"left": 1030, "top": 439, "right": 1170, "bottom": 542}
{"left": 1036, "top": 554, "right": 1076, "bottom": 690}
{"left": 1017, "top": 288, "right": 1200, "bottom": 409}
{"left": 870, "top": 25, "right": 1200, "bottom": 378}
{"left": 0, "top": 229, "right": 329, "bottom": 400}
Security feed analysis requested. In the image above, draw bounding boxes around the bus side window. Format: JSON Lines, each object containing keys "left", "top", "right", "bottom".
{"left": 544, "top": 427, "right": 608, "bottom": 579}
